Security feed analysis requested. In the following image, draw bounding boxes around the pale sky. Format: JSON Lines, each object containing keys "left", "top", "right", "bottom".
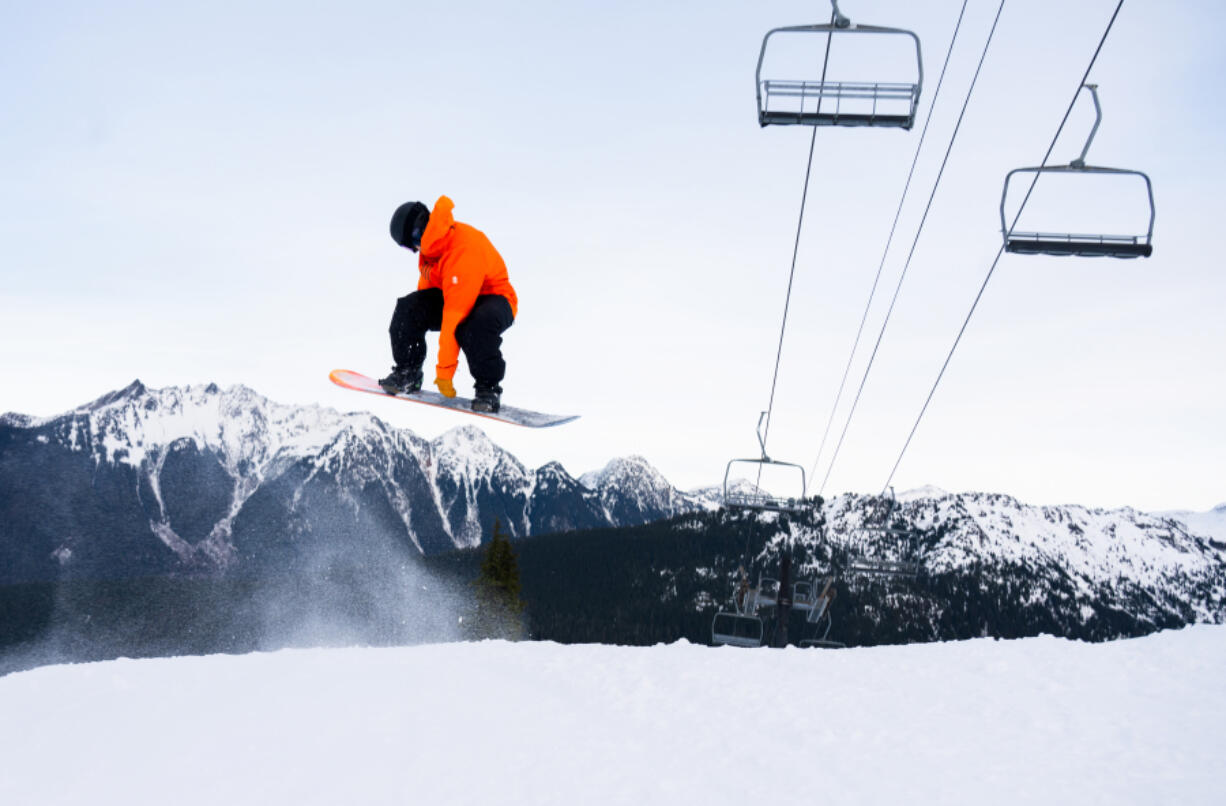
{"left": 3, "top": 0, "right": 1223, "bottom": 512}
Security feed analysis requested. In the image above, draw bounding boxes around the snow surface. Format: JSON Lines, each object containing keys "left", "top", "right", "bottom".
{"left": 1, "top": 628, "right": 1222, "bottom": 805}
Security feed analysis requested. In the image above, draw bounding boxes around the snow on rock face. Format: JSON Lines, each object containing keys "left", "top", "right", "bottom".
{"left": 918, "top": 495, "right": 1218, "bottom": 587}
{"left": 0, "top": 381, "right": 707, "bottom": 578}
{"left": 580, "top": 456, "right": 666, "bottom": 490}
{"left": 67, "top": 379, "right": 366, "bottom": 474}
{"left": 29, "top": 380, "right": 397, "bottom": 572}
{"left": 430, "top": 425, "right": 528, "bottom": 485}
{"left": 1156, "top": 503, "right": 1226, "bottom": 543}
{"left": 579, "top": 455, "right": 704, "bottom": 526}
{"left": 800, "top": 491, "right": 1226, "bottom": 626}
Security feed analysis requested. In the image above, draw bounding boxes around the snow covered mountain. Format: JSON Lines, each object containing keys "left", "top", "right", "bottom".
{"left": 0, "top": 380, "right": 705, "bottom": 583}
{"left": 668, "top": 490, "right": 1226, "bottom": 644}
{"left": 3, "top": 380, "right": 1222, "bottom": 646}
{"left": 1158, "top": 502, "right": 1226, "bottom": 542}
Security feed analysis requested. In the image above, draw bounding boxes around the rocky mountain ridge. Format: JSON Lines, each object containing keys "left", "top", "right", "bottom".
{"left": 1, "top": 380, "right": 1221, "bottom": 610}
{"left": 0, "top": 380, "right": 708, "bottom": 582}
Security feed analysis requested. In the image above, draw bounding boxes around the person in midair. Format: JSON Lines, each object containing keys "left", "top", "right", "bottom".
{"left": 381, "top": 195, "right": 518, "bottom": 413}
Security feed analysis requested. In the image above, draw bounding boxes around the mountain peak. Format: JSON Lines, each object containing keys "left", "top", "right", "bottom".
{"left": 897, "top": 485, "right": 950, "bottom": 503}
{"left": 83, "top": 379, "right": 147, "bottom": 411}
{"left": 580, "top": 455, "right": 667, "bottom": 491}
{"left": 429, "top": 423, "right": 521, "bottom": 481}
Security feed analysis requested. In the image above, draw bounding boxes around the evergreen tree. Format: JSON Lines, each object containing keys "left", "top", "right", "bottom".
{"left": 466, "top": 519, "right": 526, "bottom": 640}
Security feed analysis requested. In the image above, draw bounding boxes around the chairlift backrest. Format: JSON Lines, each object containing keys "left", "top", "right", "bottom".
{"left": 757, "top": 576, "right": 781, "bottom": 606}
{"left": 793, "top": 580, "right": 816, "bottom": 609}
{"left": 755, "top": 13, "right": 923, "bottom": 129}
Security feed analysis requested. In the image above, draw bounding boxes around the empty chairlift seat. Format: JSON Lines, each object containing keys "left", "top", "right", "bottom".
{"left": 711, "top": 611, "right": 764, "bottom": 648}
{"left": 1001, "top": 84, "right": 1155, "bottom": 258}
{"left": 755, "top": 3, "right": 923, "bottom": 129}
{"left": 846, "top": 530, "right": 922, "bottom": 576}
{"left": 722, "top": 412, "right": 811, "bottom": 514}
{"left": 722, "top": 457, "right": 809, "bottom": 513}
{"left": 799, "top": 578, "right": 844, "bottom": 648}
{"left": 844, "top": 488, "right": 922, "bottom": 577}
{"left": 712, "top": 571, "right": 767, "bottom": 647}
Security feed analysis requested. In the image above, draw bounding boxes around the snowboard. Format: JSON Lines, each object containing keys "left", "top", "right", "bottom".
{"left": 328, "top": 369, "right": 579, "bottom": 428}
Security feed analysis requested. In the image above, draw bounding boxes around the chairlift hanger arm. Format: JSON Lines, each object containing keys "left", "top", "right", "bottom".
{"left": 1072, "top": 84, "right": 1102, "bottom": 168}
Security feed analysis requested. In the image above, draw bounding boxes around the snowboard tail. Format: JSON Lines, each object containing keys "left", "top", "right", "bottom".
{"left": 328, "top": 370, "right": 579, "bottom": 428}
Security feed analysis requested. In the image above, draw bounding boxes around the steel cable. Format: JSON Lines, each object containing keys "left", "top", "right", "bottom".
{"left": 758, "top": 11, "right": 837, "bottom": 462}
{"left": 817, "top": 0, "right": 1008, "bottom": 497}
{"left": 809, "top": 0, "right": 971, "bottom": 486}
{"left": 882, "top": 0, "right": 1127, "bottom": 493}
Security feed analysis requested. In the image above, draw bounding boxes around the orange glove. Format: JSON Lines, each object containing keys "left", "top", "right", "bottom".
{"left": 434, "top": 377, "right": 456, "bottom": 398}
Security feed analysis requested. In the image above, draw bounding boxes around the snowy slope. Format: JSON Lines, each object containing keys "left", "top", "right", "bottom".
{"left": 1159, "top": 503, "right": 1226, "bottom": 542}
{"left": 0, "top": 628, "right": 1222, "bottom": 805}
{"left": 812, "top": 491, "right": 1226, "bottom": 613}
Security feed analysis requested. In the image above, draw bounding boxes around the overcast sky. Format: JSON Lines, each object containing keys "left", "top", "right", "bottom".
{"left": 3, "top": 0, "right": 1223, "bottom": 512}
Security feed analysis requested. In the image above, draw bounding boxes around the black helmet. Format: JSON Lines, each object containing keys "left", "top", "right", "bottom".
{"left": 390, "top": 201, "right": 430, "bottom": 251}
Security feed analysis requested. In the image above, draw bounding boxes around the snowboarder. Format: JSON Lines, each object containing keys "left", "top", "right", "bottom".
{"left": 381, "top": 195, "right": 518, "bottom": 413}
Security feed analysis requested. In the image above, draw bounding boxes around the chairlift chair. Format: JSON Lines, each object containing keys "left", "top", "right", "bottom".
{"left": 792, "top": 579, "right": 818, "bottom": 612}
{"left": 798, "top": 578, "right": 845, "bottom": 648}
{"left": 711, "top": 611, "right": 764, "bottom": 648}
{"left": 1001, "top": 84, "right": 1155, "bottom": 258}
{"left": 845, "top": 488, "right": 922, "bottom": 577}
{"left": 722, "top": 412, "right": 810, "bottom": 514}
{"left": 756, "top": 0, "right": 923, "bottom": 129}
{"left": 711, "top": 569, "right": 767, "bottom": 647}
{"left": 847, "top": 542, "right": 922, "bottom": 576}
{"left": 755, "top": 575, "right": 781, "bottom": 608}
{"left": 791, "top": 577, "right": 829, "bottom": 615}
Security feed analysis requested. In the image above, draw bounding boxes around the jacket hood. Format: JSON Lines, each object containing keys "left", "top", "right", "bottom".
{"left": 419, "top": 195, "right": 456, "bottom": 258}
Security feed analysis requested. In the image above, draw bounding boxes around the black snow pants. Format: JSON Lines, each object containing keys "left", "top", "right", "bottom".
{"left": 388, "top": 288, "right": 515, "bottom": 391}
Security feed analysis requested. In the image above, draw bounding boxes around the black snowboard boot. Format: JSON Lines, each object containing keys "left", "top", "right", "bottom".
{"left": 471, "top": 383, "right": 501, "bottom": 413}
{"left": 379, "top": 365, "right": 423, "bottom": 395}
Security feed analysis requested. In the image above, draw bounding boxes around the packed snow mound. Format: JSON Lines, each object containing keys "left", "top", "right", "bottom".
{"left": 1, "top": 628, "right": 1221, "bottom": 805}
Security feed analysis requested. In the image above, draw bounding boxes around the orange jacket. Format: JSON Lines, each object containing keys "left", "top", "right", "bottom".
{"left": 417, "top": 195, "right": 518, "bottom": 381}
